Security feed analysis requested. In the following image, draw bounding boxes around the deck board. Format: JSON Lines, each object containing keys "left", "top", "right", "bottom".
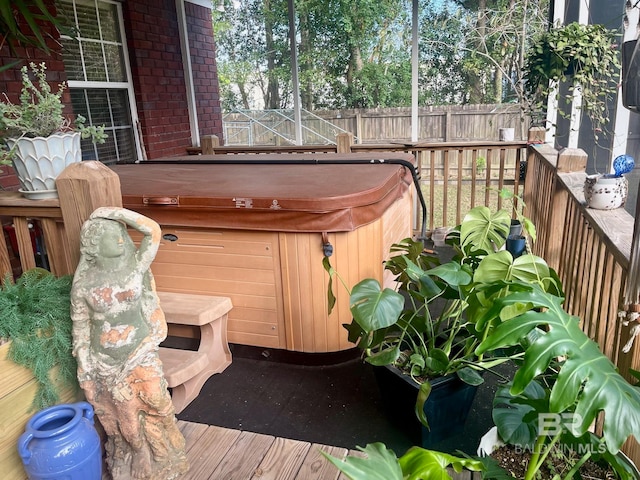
{"left": 104, "top": 420, "right": 481, "bottom": 479}
{"left": 251, "top": 437, "right": 311, "bottom": 480}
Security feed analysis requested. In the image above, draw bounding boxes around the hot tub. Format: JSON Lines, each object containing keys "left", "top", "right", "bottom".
{"left": 112, "top": 152, "right": 416, "bottom": 353}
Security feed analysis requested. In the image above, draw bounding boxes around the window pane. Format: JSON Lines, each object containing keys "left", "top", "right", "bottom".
{"left": 114, "top": 128, "right": 137, "bottom": 164}
{"left": 82, "top": 41, "right": 107, "bottom": 82}
{"left": 61, "top": 38, "right": 84, "bottom": 81}
{"left": 97, "top": 2, "right": 121, "bottom": 43}
{"left": 74, "top": 1, "right": 100, "bottom": 40}
{"left": 104, "top": 44, "right": 126, "bottom": 82}
{"left": 71, "top": 88, "right": 137, "bottom": 164}
{"left": 57, "top": 0, "right": 138, "bottom": 164}
{"left": 107, "top": 90, "right": 130, "bottom": 126}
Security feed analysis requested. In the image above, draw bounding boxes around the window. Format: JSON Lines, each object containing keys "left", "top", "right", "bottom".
{"left": 56, "top": 0, "right": 140, "bottom": 164}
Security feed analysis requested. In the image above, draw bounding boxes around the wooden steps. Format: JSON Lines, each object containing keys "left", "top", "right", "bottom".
{"left": 157, "top": 291, "right": 233, "bottom": 413}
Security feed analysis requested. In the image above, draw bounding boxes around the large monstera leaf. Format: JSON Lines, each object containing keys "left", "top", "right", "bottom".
{"left": 476, "top": 286, "right": 640, "bottom": 454}
{"left": 474, "top": 251, "right": 549, "bottom": 285}
{"left": 350, "top": 278, "right": 404, "bottom": 332}
{"left": 460, "top": 206, "right": 511, "bottom": 254}
{"left": 322, "top": 443, "right": 484, "bottom": 480}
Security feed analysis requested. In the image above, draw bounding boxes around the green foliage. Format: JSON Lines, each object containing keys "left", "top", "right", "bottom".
{"left": 477, "top": 286, "right": 640, "bottom": 454}
{"left": 0, "top": 269, "right": 78, "bottom": 410}
{"left": 459, "top": 206, "right": 510, "bottom": 255}
{"left": 322, "top": 442, "right": 484, "bottom": 480}
{"left": 215, "top": 1, "right": 549, "bottom": 111}
{"left": 523, "top": 22, "right": 621, "bottom": 140}
{"left": 1, "top": 62, "right": 107, "bottom": 141}
{"left": 476, "top": 286, "right": 640, "bottom": 479}
{"left": 1, "top": 62, "right": 66, "bottom": 138}
{"left": 330, "top": 204, "right": 559, "bottom": 431}
{"left": 0, "top": 0, "right": 76, "bottom": 71}
{"left": 475, "top": 156, "right": 486, "bottom": 173}
{"left": 492, "top": 380, "right": 548, "bottom": 448}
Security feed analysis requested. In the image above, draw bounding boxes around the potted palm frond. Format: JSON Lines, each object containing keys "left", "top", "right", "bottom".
{"left": 0, "top": 62, "right": 106, "bottom": 198}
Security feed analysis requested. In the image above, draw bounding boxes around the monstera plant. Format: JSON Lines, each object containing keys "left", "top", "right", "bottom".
{"left": 326, "top": 202, "right": 561, "bottom": 443}
{"left": 324, "top": 282, "right": 640, "bottom": 479}
{"left": 475, "top": 286, "right": 640, "bottom": 479}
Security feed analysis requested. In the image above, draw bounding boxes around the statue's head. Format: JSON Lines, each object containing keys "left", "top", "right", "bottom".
{"left": 79, "top": 217, "right": 133, "bottom": 263}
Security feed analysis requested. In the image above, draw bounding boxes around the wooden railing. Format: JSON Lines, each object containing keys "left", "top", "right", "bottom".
{"left": 523, "top": 143, "right": 636, "bottom": 369}
{"left": 523, "top": 142, "right": 640, "bottom": 461}
{"left": 0, "top": 161, "right": 122, "bottom": 279}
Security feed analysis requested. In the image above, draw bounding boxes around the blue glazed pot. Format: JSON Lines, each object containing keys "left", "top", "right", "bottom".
{"left": 18, "top": 401, "right": 102, "bottom": 480}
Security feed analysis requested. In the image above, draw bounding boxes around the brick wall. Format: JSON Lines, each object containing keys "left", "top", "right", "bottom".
{"left": 185, "top": 2, "right": 224, "bottom": 142}
{"left": 122, "top": 0, "right": 223, "bottom": 158}
{"left": 122, "top": 0, "right": 192, "bottom": 159}
{"left": 1, "top": 0, "right": 224, "bottom": 168}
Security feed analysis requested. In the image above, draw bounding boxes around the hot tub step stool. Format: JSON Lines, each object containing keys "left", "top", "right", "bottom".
{"left": 157, "top": 291, "right": 233, "bottom": 413}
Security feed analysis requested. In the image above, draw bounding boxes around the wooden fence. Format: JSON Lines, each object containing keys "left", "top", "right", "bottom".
{"left": 523, "top": 142, "right": 640, "bottom": 461}
{"left": 223, "top": 104, "right": 526, "bottom": 145}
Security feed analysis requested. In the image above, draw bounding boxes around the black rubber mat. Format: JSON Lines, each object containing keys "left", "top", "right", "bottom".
{"left": 176, "top": 343, "right": 511, "bottom": 456}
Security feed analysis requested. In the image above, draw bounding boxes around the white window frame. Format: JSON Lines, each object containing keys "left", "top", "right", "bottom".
{"left": 59, "top": 0, "right": 144, "bottom": 162}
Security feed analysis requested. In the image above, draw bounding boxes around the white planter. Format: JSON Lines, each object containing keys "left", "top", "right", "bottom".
{"left": 584, "top": 174, "right": 628, "bottom": 210}
{"left": 499, "top": 128, "right": 515, "bottom": 141}
{"left": 7, "top": 132, "right": 82, "bottom": 199}
{"left": 431, "top": 227, "right": 451, "bottom": 247}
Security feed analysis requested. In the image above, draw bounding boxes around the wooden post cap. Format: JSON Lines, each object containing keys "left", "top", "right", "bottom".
{"left": 557, "top": 147, "right": 588, "bottom": 173}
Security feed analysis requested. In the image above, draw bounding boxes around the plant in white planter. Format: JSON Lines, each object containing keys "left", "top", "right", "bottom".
{"left": 584, "top": 154, "right": 635, "bottom": 210}
{"left": 0, "top": 62, "right": 106, "bottom": 198}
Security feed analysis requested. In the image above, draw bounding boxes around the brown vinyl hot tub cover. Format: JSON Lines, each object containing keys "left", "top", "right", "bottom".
{"left": 113, "top": 153, "right": 414, "bottom": 233}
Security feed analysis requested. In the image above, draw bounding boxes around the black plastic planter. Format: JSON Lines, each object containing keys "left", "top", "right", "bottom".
{"left": 506, "top": 236, "right": 526, "bottom": 258}
{"left": 373, "top": 365, "right": 479, "bottom": 449}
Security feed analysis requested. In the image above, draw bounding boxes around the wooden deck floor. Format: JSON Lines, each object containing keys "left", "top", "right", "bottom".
{"left": 176, "top": 420, "right": 481, "bottom": 480}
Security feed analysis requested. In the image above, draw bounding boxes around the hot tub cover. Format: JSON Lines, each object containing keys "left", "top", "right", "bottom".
{"left": 113, "top": 153, "right": 414, "bottom": 233}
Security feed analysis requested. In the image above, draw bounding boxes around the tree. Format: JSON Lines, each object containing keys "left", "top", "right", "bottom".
{"left": 418, "top": 3, "right": 469, "bottom": 104}
{"left": 212, "top": 0, "right": 550, "bottom": 112}
{"left": 214, "top": 0, "right": 291, "bottom": 110}
{"left": 449, "top": 0, "right": 549, "bottom": 105}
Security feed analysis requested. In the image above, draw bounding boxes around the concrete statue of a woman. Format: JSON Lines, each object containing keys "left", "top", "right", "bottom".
{"left": 70, "top": 207, "right": 188, "bottom": 480}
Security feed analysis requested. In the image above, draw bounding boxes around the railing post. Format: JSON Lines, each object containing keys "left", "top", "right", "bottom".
{"left": 56, "top": 161, "right": 123, "bottom": 273}
{"left": 556, "top": 147, "right": 588, "bottom": 173}
{"left": 355, "top": 113, "right": 363, "bottom": 144}
{"left": 201, "top": 135, "right": 220, "bottom": 155}
{"left": 528, "top": 126, "right": 546, "bottom": 143}
{"left": 336, "top": 132, "right": 354, "bottom": 153}
{"left": 0, "top": 226, "right": 10, "bottom": 277}
{"left": 544, "top": 148, "right": 587, "bottom": 267}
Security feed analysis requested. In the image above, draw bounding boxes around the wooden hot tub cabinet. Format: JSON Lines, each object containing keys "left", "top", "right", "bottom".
{"left": 113, "top": 153, "right": 415, "bottom": 353}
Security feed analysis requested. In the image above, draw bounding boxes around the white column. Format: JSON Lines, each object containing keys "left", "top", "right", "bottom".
{"left": 411, "top": 0, "right": 418, "bottom": 143}
{"left": 176, "top": 0, "right": 200, "bottom": 147}
{"left": 288, "top": 0, "right": 303, "bottom": 145}
{"left": 544, "top": 0, "right": 565, "bottom": 144}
